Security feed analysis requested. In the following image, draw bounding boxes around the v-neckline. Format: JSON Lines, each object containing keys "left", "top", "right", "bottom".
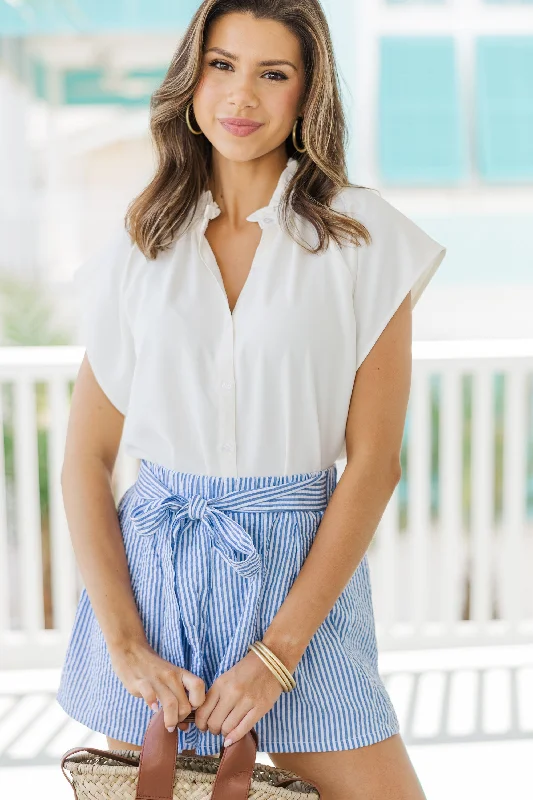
{"left": 200, "top": 222, "right": 268, "bottom": 319}
{"left": 194, "top": 155, "right": 299, "bottom": 319}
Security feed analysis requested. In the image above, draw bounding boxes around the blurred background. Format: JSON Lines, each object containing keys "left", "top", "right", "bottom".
{"left": 0, "top": 1, "right": 532, "bottom": 798}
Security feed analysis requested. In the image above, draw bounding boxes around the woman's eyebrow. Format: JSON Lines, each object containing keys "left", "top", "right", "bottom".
{"left": 204, "top": 46, "right": 298, "bottom": 70}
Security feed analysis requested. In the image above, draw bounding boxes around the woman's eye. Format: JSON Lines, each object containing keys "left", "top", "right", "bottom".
{"left": 264, "top": 70, "right": 288, "bottom": 82}
{"left": 209, "top": 59, "right": 231, "bottom": 71}
{"left": 208, "top": 60, "right": 288, "bottom": 81}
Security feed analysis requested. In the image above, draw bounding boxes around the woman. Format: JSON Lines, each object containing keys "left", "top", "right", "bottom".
{"left": 56, "top": 2, "right": 446, "bottom": 799}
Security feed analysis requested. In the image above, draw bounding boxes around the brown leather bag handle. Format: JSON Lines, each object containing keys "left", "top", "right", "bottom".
{"left": 61, "top": 708, "right": 318, "bottom": 798}
{"left": 135, "top": 707, "right": 258, "bottom": 799}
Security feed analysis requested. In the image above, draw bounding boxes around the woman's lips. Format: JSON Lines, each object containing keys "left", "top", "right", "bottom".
{"left": 219, "top": 118, "right": 264, "bottom": 137}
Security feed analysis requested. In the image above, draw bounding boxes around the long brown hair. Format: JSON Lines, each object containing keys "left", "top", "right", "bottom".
{"left": 126, "top": 0, "right": 374, "bottom": 260}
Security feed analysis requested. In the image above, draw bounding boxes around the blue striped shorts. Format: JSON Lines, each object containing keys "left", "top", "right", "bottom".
{"left": 56, "top": 458, "right": 400, "bottom": 755}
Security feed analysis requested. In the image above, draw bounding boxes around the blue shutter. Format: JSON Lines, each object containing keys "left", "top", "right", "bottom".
{"left": 476, "top": 37, "right": 533, "bottom": 181}
{"left": 378, "top": 37, "right": 465, "bottom": 184}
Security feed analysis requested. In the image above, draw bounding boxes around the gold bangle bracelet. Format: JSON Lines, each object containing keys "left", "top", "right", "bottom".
{"left": 249, "top": 644, "right": 292, "bottom": 692}
{"left": 254, "top": 641, "right": 296, "bottom": 689}
{"left": 253, "top": 641, "right": 296, "bottom": 690}
{"left": 247, "top": 643, "right": 293, "bottom": 691}
{"left": 247, "top": 643, "right": 292, "bottom": 691}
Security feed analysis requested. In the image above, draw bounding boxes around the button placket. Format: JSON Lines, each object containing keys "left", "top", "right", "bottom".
{"left": 195, "top": 156, "right": 299, "bottom": 476}
{"left": 218, "top": 319, "right": 237, "bottom": 476}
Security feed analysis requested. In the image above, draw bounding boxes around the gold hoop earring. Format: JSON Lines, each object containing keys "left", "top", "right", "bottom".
{"left": 292, "top": 116, "right": 306, "bottom": 153}
{"left": 186, "top": 101, "right": 202, "bottom": 135}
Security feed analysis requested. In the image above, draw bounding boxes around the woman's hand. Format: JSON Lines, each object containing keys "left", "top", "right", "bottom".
{"left": 194, "top": 649, "right": 285, "bottom": 747}
{"left": 109, "top": 641, "right": 206, "bottom": 732}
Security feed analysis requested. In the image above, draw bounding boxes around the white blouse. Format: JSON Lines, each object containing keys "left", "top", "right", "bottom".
{"left": 73, "top": 156, "right": 446, "bottom": 477}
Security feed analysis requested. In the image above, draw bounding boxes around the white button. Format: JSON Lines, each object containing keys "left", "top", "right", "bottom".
{"left": 221, "top": 380, "right": 233, "bottom": 390}
{"left": 221, "top": 442, "right": 233, "bottom": 452}
{"left": 263, "top": 216, "right": 274, "bottom": 224}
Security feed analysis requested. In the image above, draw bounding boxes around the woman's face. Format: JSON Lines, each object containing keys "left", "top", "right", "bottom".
{"left": 192, "top": 12, "right": 306, "bottom": 162}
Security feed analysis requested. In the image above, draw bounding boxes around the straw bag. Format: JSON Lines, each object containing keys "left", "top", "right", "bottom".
{"left": 60, "top": 707, "right": 320, "bottom": 798}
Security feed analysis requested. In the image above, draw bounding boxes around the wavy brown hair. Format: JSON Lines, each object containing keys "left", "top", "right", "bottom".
{"left": 126, "top": 0, "right": 374, "bottom": 260}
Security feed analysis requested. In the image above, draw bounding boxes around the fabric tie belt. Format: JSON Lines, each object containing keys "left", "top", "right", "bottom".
{"left": 128, "top": 461, "right": 333, "bottom": 746}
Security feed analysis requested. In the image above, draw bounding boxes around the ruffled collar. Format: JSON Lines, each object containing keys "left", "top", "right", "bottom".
{"left": 197, "top": 155, "right": 300, "bottom": 229}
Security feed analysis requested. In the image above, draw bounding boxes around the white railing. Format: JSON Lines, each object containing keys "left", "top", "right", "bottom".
{"left": 0, "top": 342, "right": 532, "bottom": 669}
{"left": 368, "top": 340, "right": 533, "bottom": 650}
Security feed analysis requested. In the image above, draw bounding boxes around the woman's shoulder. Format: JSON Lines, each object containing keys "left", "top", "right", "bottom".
{"left": 73, "top": 225, "right": 146, "bottom": 291}
{"left": 332, "top": 184, "right": 406, "bottom": 228}
{"left": 333, "top": 185, "right": 445, "bottom": 263}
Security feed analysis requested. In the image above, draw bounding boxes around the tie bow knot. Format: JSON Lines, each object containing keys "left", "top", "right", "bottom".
{"left": 187, "top": 494, "right": 208, "bottom": 521}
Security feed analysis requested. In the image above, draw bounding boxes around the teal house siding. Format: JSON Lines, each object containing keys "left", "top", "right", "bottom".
{"left": 64, "top": 67, "right": 167, "bottom": 106}
{"left": 0, "top": 0, "right": 199, "bottom": 35}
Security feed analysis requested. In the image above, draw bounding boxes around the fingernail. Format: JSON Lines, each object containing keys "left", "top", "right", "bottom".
{"left": 167, "top": 726, "right": 176, "bottom": 733}
{"left": 151, "top": 703, "right": 159, "bottom": 712}
{"left": 223, "top": 738, "right": 232, "bottom": 747}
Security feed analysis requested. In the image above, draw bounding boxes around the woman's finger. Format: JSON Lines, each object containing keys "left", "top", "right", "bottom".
{"left": 221, "top": 706, "right": 259, "bottom": 747}
{"left": 152, "top": 676, "right": 191, "bottom": 731}
{"left": 135, "top": 679, "right": 189, "bottom": 731}
{"left": 194, "top": 685, "right": 220, "bottom": 733}
{"left": 158, "top": 667, "right": 206, "bottom": 726}
{"left": 136, "top": 677, "right": 159, "bottom": 710}
{"left": 202, "top": 694, "right": 235, "bottom": 737}
{"left": 180, "top": 670, "right": 206, "bottom": 710}
{"left": 220, "top": 700, "right": 255, "bottom": 740}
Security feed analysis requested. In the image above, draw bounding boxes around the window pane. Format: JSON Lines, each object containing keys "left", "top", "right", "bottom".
{"left": 476, "top": 37, "right": 533, "bottom": 181}
{"left": 378, "top": 37, "right": 466, "bottom": 184}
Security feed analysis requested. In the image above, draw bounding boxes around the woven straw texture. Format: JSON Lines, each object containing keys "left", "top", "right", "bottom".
{"left": 63, "top": 749, "right": 320, "bottom": 798}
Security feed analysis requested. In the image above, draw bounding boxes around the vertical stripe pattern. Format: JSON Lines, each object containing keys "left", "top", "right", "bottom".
{"left": 56, "top": 459, "right": 400, "bottom": 754}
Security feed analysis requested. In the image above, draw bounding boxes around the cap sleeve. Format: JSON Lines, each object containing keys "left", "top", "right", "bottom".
{"left": 350, "top": 189, "right": 446, "bottom": 372}
{"left": 73, "top": 227, "right": 136, "bottom": 415}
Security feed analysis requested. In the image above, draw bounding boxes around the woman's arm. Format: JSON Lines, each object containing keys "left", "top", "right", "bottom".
{"left": 61, "top": 354, "right": 205, "bottom": 730}
{"left": 61, "top": 353, "right": 149, "bottom": 652}
{"left": 261, "top": 291, "right": 413, "bottom": 672}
